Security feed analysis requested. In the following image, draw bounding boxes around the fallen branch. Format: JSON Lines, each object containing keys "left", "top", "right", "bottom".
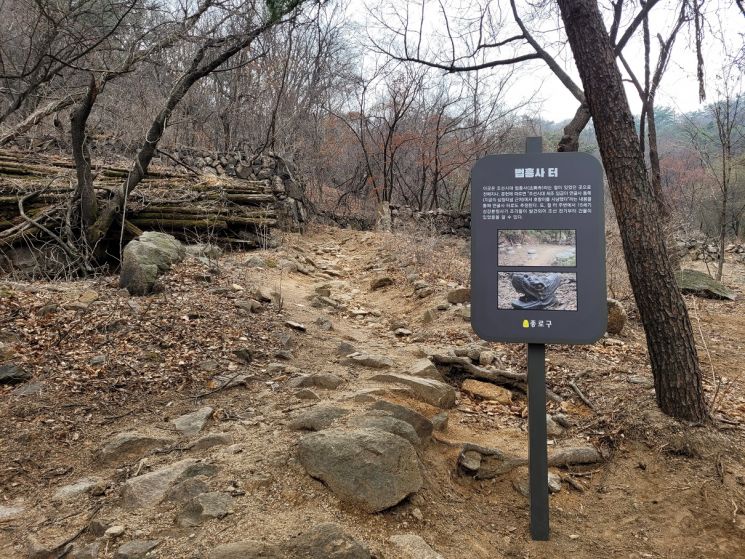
{"left": 432, "top": 354, "right": 562, "bottom": 403}
{"left": 569, "top": 380, "right": 596, "bottom": 411}
{"left": 458, "top": 443, "right": 603, "bottom": 479}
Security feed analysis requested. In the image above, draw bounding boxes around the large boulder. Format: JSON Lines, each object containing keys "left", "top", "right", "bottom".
{"left": 675, "top": 269, "right": 736, "bottom": 300}
{"left": 298, "top": 428, "right": 422, "bottom": 513}
{"left": 119, "top": 232, "right": 185, "bottom": 295}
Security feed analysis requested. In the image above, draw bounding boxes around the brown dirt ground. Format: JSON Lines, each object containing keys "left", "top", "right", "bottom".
{"left": 1, "top": 225, "right": 744, "bottom": 559}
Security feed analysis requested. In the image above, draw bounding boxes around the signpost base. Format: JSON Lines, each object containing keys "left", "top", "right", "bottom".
{"left": 528, "top": 343, "right": 549, "bottom": 541}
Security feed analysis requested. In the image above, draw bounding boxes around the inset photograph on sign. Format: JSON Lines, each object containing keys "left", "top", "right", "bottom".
{"left": 498, "top": 229, "right": 576, "bottom": 267}
{"left": 497, "top": 272, "right": 578, "bottom": 311}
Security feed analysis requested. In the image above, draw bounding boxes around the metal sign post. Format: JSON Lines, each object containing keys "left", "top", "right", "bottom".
{"left": 470, "top": 137, "right": 606, "bottom": 541}
{"left": 527, "top": 342, "right": 549, "bottom": 540}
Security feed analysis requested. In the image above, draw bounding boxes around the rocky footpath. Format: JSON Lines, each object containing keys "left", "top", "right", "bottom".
{"left": 3, "top": 227, "right": 741, "bottom": 559}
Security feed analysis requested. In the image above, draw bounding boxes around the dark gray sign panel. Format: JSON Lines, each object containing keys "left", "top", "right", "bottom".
{"left": 471, "top": 150, "right": 606, "bottom": 344}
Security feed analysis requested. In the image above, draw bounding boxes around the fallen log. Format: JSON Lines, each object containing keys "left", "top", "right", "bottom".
{"left": 458, "top": 442, "right": 603, "bottom": 479}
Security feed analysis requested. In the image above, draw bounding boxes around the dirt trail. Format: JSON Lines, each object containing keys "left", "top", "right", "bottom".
{"left": 1, "top": 226, "right": 744, "bottom": 558}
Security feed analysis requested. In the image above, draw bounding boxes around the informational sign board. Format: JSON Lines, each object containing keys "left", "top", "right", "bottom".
{"left": 471, "top": 140, "right": 607, "bottom": 345}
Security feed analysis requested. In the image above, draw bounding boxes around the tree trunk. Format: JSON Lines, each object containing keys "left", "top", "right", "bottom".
{"left": 70, "top": 75, "right": 99, "bottom": 235}
{"left": 717, "top": 183, "right": 728, "bottom": 281}
{"left": 558, "top": 0, "right": 708, "bottom": 422}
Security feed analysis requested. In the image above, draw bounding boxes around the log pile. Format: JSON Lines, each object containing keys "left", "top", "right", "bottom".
{"left": 0, "top": 148, "right": 306, "bottom": 250}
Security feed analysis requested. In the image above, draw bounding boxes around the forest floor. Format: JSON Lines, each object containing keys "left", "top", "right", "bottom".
{"left": 1, "top": 224, "right": 744, "bottom": 559}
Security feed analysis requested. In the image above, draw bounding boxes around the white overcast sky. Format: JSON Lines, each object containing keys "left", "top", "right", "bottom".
{"left": 349, "top": 0, "right": 744, "bottom": 122}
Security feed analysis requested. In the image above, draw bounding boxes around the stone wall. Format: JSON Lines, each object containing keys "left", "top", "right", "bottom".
{"left": 158, "top": 148, "right": 307, "bottom": 232}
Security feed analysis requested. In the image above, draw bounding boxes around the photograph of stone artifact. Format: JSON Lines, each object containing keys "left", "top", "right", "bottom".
{"left": 498, "top": 272, "right": 578, "bottom": 311}
{"left": 498, "top": 230, "right": 576, "bottom": 267}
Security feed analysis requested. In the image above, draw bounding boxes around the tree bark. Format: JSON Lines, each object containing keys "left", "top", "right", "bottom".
{"left": 70, "top": 75, "right": 99, "bottom": 234}
{"left": 558, "top": 0, "right": 708, "bottom": 422}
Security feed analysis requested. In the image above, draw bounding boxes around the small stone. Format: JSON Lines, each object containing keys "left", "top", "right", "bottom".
{"left": 389, "top": 534, "right": 444, "bottom": 559}
{"left": 105, "top": 525, "right": 126, "bottom": 538}
{"left": 394, "top": 328, "right": 412, "bottom": 337}
{"left": 177, "top": 492, "right": 233, "bottom": 527}
{"left": 478, "top": 351, "right": 496, "bottom": 366}
{"left": 546, "top": 415, "right": 564, "bottom": 437}
{"left": 164, "top": 478, "right": 210, "bottom": 504}
{"left": 607, "top": 299, "right": 627, "bottom": 335}
{"left": 52, "top": 478, "right": 104, "bottom": 501}
{"left": 295, "top": 388, "right": 320, "bottom": 401}
{"left": 122, "top": 458, "right": 216, "bottom": 509}
{"left": 171, "top": 406, "right": 213, "bottom": 437}
{"left": 113, "top": 540, "right": 160, "bottom": 559}
{"left": 0, "top": 363, "right": 31, "bottom": 385}
{"left": 431, "top": 412, "right": 448, "bottom": 432}
{"left": 411, "top": 507, "right": 424, "bottom": 521}
{"left": 459, "top": 450, "right": 482, "bottom": 473}
{"left": 422, "top": 308, "right": 438, "bottom": 324}
{"left": 288, "top": 405, "right": 349, "bottom": 431}
{"left": 98, "top": 432, "right": 173, "bottom": 465}
{"left": 314, "top": 317, "right": 333, "bottom": 331}
{"left": 447, "top": 288, "right": 471, "bottom": 304}
{"left": 370, "top": 276, "right": 394, "bottom": 290}
{"left": 548, "top": 472, "right": 562, "bottom": 493}
{"left": 285, "top": 321, "right": 306, "bottom": 332}
{"left": 69, "top": 542, "right": 100, "bottom": 559}
{"left": 191, "top": 433, "right": 233, "bottom": 451}
{"left": 274, "top": 349, "right": 294, "bottom": 360}
{"left": 346, "top": 353, "right": 394, "bottom": 368}
{"left": 335, "top": 341, "right": 356, "bottom": 356}
{"left": 288, "top": 373, "right": 343, "bottom": 390}
{"left": 89, "top": 354, "right": 106, "bottom": 366}
{"left": 461, "top": 379, "right": 512, "bottom": 405}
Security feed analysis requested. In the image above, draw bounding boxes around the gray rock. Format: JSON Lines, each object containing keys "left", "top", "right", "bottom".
{"left": 389, "top": 534, "right": 444, "bottom": 559}
{"left": 348, "top": 414, "right": 420, "bottom": 446}
{"left": 288, "top": 373, "right": 343, "bottom": 390}
{"left": 315, "top": 317, "right": 334, "bottom": 331}
{"left": 371, "top": 400, "right": 433, "bottom": 442}
{"left": 208, "top": 541, "right": 279, "bottom": 559}
{"left": 164, "top": 478, "right": 210, "bottom": 504}
{"left": 546, "top": 415, "right": 564, "bottom": 437}
{"left": 446, "top": 288, "right": 471, "bottom": 304}
{"left": 171, "top": 406, "right": 213, "bottom": 437}
{"left": 191, "top": 432, "right": 233, "bottom": 451}
{"left": 208, "top": 523, "right": 372, "bottom": 559}
{"left": 177, "top": 492, "right": 233, "bottom": 527}
{"left": 289, "top": 406, "right": 349, "bottom": 431}
{"left": 298, "top": 428, "right": 422, "bottom": 513}
{"left": 122, "top": 459, "right": 216, "bottom": 508}
{"left": 12, "top": 381, "right": 43, "bottom": 396}
{"left": 431, "top": 412, "right": 448, "bottom": 432}
{"left": 113, "top": 540, "right": 160, "bottom": 559}
{"left": 675, "top": 268, "right": 736, "bottom": 300}
{"left": 370, "top": 373, "right": 456, "bottom": 409}
{"left": 335, "top": 342, "right": 357, "bottom": 356}
{"left": 246, "top": 255, "right": 266, "bottom": 268}
{"left": 98, "top": 432, "right": 173, "bottom": 465}
{"left": 0, "top": 504, "right": 24, "bottom": 522}
{"left": 294, "top": 389, "right": 320, "bottom": 401}
{"left": 286, "top": 522, "right": 372, "bottom": 558}
{"left": 606, "top": 298, "right": 627, "bottom": 335}
{"left": 346, "top": 353, "right": 394, "bottom": 369}
{"left": 52, "top": 478, "right": 104, "bottom": 501}
{"left": 68, "top": 542, "right": 100, "bottom": 559}
{"left": 0, "top": 363, "right": 31, "bottom": 385}
{"left": 370, "top": 276, "right": 394, "bottom": 290}
{"left": 119, "top": 231, "right": 185, "bottom": 295}
{"left": 409, "top": 358, "right": 442, "bottom": 381}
